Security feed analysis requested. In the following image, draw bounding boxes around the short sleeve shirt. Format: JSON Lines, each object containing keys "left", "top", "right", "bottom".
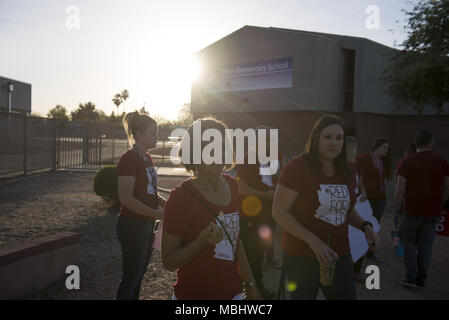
{"left": 117, "top": 149, "right": 159, "bottom": 221}
{"left": 163, "top": 174, "right": 242, "bottom": 300}
{"left": 278, "top": 155, "right": 356, "bottom": 259}
{"left": 356, "top": 153, "right": 386, "bottom": 200}
{"left": 397, "top": 151, "right": 449, "bottom": 217}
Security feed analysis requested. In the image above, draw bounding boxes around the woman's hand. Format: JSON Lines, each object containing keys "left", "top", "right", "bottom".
{"left": 308, "top": 236, "right": 339, "bottom": 265}
{"left": 198, "top": 222, "right": 223, "bottom": 245}
{"left": 245, "top": 284, "right": 262, "bottom": 300}
{"left": 364, "top": 227, "right": 381, "bottom": 252}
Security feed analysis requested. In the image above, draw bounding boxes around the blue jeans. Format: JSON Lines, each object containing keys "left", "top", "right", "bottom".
{"left": 116, "top": 214, "right": 155, "bottom": 300}
{"left": 400, "top": 212, "right": 437, "bottom": 284}
{"left": 284, "top": 253, "right": 357, "bottom": 300}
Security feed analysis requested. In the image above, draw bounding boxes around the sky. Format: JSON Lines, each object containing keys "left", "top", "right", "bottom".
{"left": 0, "top": 0, "right": 416, "bottom": 120}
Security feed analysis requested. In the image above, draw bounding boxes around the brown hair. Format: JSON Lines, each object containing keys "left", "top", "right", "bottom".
{"left": 178, "top": 116, "right": 235, "bottom": 176}
{"left": 122, "top": 111, "right": 157, "bottom": 145}
{"left": 303, "top": 114, "right": 350, "bottom": 181}
{"left": 371, "top": 137, "right": 393, "bottom": 180}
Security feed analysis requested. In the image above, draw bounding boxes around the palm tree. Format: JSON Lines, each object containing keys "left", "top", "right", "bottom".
{"left": 121, "top": 90, "right": 129, "bottom": 111}
{"left": 112, "top": 93, "right": 123, "bottom": 115}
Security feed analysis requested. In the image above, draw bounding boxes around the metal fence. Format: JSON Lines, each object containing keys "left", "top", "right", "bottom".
{"left": 0, "top": 112, "right": 175, "bottom": 177}
{"left": 0, "top": 112, "right": 56, "bottom": 176}
{"left": 56, "top": 121, "right": 129, "bottom": 170}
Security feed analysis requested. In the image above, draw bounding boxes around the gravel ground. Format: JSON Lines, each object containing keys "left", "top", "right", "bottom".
{"left": 0, "top": 170, "right": 184, "bottom": 300}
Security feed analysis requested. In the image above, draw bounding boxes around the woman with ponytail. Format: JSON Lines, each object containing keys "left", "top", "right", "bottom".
{"left": 116, "top": 111, "right": 165, "bottom": 300}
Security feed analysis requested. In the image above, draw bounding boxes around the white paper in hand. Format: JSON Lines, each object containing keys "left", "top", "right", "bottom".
{"left": 348, "top": 197, "right": 381, "bottom": 262}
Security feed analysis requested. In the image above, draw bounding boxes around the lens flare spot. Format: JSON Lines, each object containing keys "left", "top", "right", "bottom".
{"left": 241, "top": 196, "right": 262, "bottom": 217}
{"left": 258, "top": 225, "right": 272, "bottom": 241}
{"left": 287, "top": 281, "right": 297, "bottom": 292}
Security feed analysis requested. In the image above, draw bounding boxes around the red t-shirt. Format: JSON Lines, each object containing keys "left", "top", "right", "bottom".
{"left": 278, "top": 155, "right": 356, "bottom": 259}
{"left": 397, "top": 151, "right": 449, "bottom": 218}
{"left": 236, "top": 152, "right": 282, "bottom": 222}
{"left": 163, "top": 174, "right": 242, "bottom": 300}
{"left": 117, "top": 149, "right": 159, "bottom": 221}
{"left": 356, "top": 153, "right": 386, "bottom": 200}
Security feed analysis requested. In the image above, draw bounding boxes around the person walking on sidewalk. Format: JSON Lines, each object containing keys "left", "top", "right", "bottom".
{"left": 273, "top": 115, "right": 380, "bottom": 300}
{"left": 395, "top": 131, "right": 449, "bottom": 288}
{"left": 356, "top": 137, "right": 393, "bottom": 262}
{"left": 116, "top": 111, "right": 165, "bottom": 300}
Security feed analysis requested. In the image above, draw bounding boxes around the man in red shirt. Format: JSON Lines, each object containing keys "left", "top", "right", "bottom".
{"left": 395, "top": 131, "right": 449, "bottom": 288}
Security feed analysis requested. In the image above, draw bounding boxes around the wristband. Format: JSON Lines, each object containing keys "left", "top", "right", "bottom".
{"left": 360, "top": 221, "right": 373, "bottom": 233}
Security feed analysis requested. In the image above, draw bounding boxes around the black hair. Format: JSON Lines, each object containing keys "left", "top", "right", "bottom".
{"left": 414, "top": 131, "right": 433, "bottom": 148}
{"left": 371, "top": 137, "right": 393, "bottom": 180}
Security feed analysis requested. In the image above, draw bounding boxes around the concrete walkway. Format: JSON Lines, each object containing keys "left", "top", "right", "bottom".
{"left": 155, "top": 166, "right": 191, "bottom": 177}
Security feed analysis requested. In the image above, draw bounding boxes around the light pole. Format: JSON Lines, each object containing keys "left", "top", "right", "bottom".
{"left": 7, "top": 82, "right": 14, "bottom": 141}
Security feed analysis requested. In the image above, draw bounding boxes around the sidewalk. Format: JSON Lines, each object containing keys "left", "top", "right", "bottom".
{"left": 155, "top": 166, "right": 190, "bottom": 177}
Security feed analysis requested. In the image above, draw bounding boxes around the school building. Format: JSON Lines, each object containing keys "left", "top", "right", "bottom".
{"left": 190, "top": 26, "right": 449, "bottom": 162}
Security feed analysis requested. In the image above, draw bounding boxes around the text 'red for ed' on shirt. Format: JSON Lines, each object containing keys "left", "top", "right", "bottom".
{"left": 278, "top": 155, "right": 357, "bottom": 259}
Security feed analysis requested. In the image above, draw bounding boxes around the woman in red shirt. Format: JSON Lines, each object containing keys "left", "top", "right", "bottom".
{"left": 161, "top": 117, "right": 261, "bottom": 300}
{"left": 356, "top": 137, "right": 392, "bottom": 261}
{"left": 272, "top": 115, "right": 380, "bottom": 300}
{"left": 356, "top": 138, "right": 392, "bottom": 222}
{"left": 116, "top": 111, "right": 165, "bottom": 300}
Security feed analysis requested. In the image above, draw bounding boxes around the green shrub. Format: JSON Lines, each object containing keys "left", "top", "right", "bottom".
{"left": 94, "top": 165, "right": 119, "bottom": 206}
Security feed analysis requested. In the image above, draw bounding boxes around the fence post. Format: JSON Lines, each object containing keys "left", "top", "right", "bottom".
{"left": 23, "top": 114, "right": 28, "bottom": 176}
{"left": 82, "top": 124, "right": 89, "bottom": 165}
{"left": 98, "top": 136, "right": 102, "bottom": 167}
{"left": 112, "top": 139, "right": 115, "bottom": 163}
{"left": 52, "top": 119, "right": 57, "bottom": 171}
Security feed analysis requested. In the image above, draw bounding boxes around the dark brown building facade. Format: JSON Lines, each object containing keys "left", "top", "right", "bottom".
{"left": 191, "top": 26, "right": 449, "bottom": 163}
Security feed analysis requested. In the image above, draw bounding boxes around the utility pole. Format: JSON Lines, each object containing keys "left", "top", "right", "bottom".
{"left": 7, "top": 82, "right": 14, "bottom": 141}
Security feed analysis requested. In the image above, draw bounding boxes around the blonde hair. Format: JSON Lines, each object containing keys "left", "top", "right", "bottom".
{"left": 345, "top": 136, "right": 357, "bottom": 162}
{"left": 123, "top": 111, "right": 157, "bottom": 145}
